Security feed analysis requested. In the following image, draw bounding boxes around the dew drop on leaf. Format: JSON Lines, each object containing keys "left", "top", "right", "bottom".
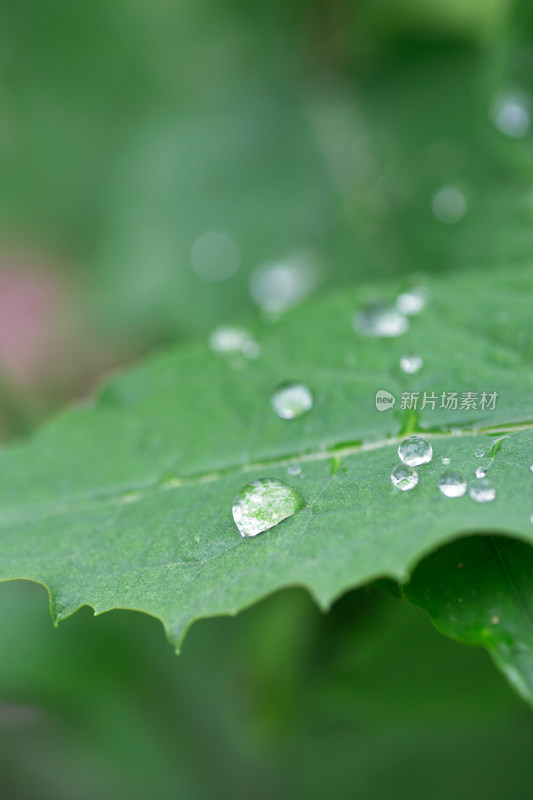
{"left": 475, "top": 449, "right": 485, "bottom": 458}
{"left": 400, "top": 354, "right": 423, "bottom": 374}
{"left": 287, "top": 464, "right": 302, "bottom": 476}
{"left": 398, "top": 436, "right": 433, "bottom": 466}
{"left": 232, "top": 478, "right": 305, "bottom": 537}
{"left": 468, "top": 478, "right": 496, "bottom": 503}
{"left": 396, "top": 287, "right": 429, "bottom": 315}
{"left": 475, "top": 466, "right": 487, "bottom": 479}
{"left": 353, "top": 302, "right": 408, "bottom": 338}
{"left": 271, "top": 383, "right": 313, "bottom": 420}
{"left": 442, "top": 457, "right": 451, "bottom": 465}
{"left": 437, "top": 470, "right": 467, "bottom": 498}
{"left": 209, "top": 326, "right": 258, "bottom": 358}
{"left": 390, "top": 464, "right": 418, "bottom": 491}
{"left": 249, "top": 253, "right": 318, "bottom": 314}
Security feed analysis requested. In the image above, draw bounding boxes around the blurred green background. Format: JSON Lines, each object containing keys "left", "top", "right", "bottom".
{"left": 1, "top": 0, "right": 533, "bottom": 796}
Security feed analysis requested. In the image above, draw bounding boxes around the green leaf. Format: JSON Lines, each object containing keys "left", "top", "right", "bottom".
{"left": 404, "top": 535, "right": 533, "bottom": 704}
{"left": 1, "top": 263, "right": 533, "bottom": 657}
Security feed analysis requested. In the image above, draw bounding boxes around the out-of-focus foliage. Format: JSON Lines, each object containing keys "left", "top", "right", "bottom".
{"left": 0, "top": 580, "right": 531, "bottom": 800}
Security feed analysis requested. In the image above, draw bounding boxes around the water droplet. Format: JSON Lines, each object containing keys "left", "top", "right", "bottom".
{"left": 250, "top": 253, "right": 318, "bottom": 314}
{"left": 191, "top": 232, "right": 240, "bottom": 283}
{"left": 209, "top": 326, "right": 259, "bottom": 359}
{"left": 232, "top": 478, "right": 305, "bottom": 537}
{"left": 353, "top": 302, "right": 408, "bottom": 338}
{"left": 396, "top": 287, "right": 429, "bottom": 315}
{"left": 475, "top": 449, "right": 484, "bottom": 458}
{"left": 469, "top": 478, "right": 496, "bottom": 503}
{"left": 287, "top": 464, "right": 302, "bottom": 476}
{"left": 530, "top": 514, "right": 533, "bottom": 524}
{"left": 398, "top": 436, "right": 433, "bottom": 467}
{"left": 271, "top": 383, "right": 313, "bottom": 420}
{"left": 241, "top": 339, "right": 260, "bottom": 360}
{"left": 432, "top": 186, "right": 467, "bottom": 224}
{"left": 475, "top": 466, "right": 486, "bottom": 479}
{"left": 437, "top": 470, "right": 467, "bottom": 498}
{"left": 391, "top": 464, "right": 419, "bottom": 491}
{"left": 400, "top": 354, "right": 423, "bottom": 374}
{"left": 529, "top": 465, "right": 533, "bottom": 473}
{"left": 442, "top": 457, "right": 451, "bottom": 466}
{"left": 490, "top": 91, "right": 531, "bottom": 138}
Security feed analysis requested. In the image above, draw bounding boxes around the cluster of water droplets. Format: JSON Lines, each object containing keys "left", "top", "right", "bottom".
{"left": 389, "top": 435, "right": 498, "bottom": 503}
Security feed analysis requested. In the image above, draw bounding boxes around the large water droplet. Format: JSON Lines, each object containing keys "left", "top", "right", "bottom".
{"left": 400, "top": 354, "right": 423, "bottom": 374}
{"left": 271, "top": 383, "right": 313, "bottom": 420}
{"left": 396, "top": 287, "right": 429, "bottom": 316}
{"left": 490, "top": 91, "right": 531, "bottom": 138}
{"left": 353, "top": 302, "right": 408, "bottom": 338}
{"left": 437, "top": 470, "right": 467, "bottom": 498}
{"left": 398, "top": 436, "right": 433, "bottom": 466}
{"left": 391, "top": 464, "right": 419, "bottom": 491}
{"left": 209, "top": 326, "right": 259, "bottom": 359}
{"left": 232, "top": 478, "right": 305, "bottom": 537}
{"left": 250, "top": 253, "right": 318, "bottom": 314}
{"left": 469, "top": 478, "right": 496, "bottom": 503}
{"left": 191, "top": 231, "right": 240, "bottom": 283}
{"left": 432, "top": 186, "right": 467, "bottom": 224}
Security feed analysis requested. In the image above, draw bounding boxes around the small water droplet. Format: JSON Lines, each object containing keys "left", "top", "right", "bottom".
{"left": 475, "top": 466, "right": 487, "bottom": 479}
{"left": 209, "top": 326, "right": 258, "bottom": 358}
{"left": 250, "top": 253, "right": 318, "bottom": 314}
{"left": 432, "top": 186, "right": 467, "bottom": 224}
{"left": 353, "top": 302, "right": 408, "bottom": 338}
{"left": 241, "top": 339, "right": 260, "bottom": 360}
{"left": 398, "top": 436, "right": 433, "bottom": 467}
{"left": 396, "top": 287, "right": 430, "bottom": 315}
{"left": 437, "top": 470, "right": 467, "bottom": 498}
{"left": 232, "top": 478, "right": 305, "bottom": 537}
{"left": 400, "top": 354, "right": 423, "bottom": 374}
{"left": 442, "top": 457, "right": 451, "bottom": 466}
{"left": 391, "top": 464, "right": 419, "bottom": 491}
{"left": 475, "top": 449, "right": 484, "bottom": 458}
{"left": 271, "top": 383, "right": 313, "bottom": 420}
{"left": 287, "top": 464, "right": 302, "bottom": 476}
{"left": 191, "top": 231, "right": 240, "bottom": 283}
{"left": 490, "top": 91, "right": 531, "bottom": 138}
{"left": 469, "top": 478, "right": 496, "bottom": 503}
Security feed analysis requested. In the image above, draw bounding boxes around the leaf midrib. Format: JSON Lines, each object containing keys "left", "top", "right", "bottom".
{"left": 1, "top": 420, "right": 532, "bottom": 527}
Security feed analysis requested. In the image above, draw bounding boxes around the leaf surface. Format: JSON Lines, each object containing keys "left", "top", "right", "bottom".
{"left": 1, "top": 265, "right": 533, "bottom": 655}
